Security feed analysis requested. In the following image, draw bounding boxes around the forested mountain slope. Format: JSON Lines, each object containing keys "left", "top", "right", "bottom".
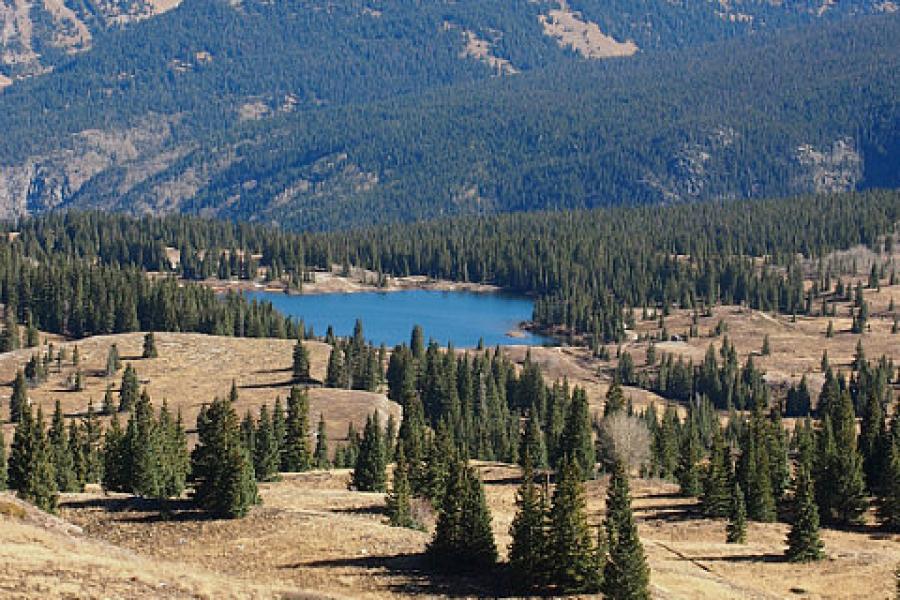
{"left": 0, "top": 1, "right": 897, "bottom": 228}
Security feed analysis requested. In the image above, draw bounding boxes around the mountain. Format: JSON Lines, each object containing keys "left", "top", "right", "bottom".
{"left": 0, "top": 0, "right": 897, "bottom": 228}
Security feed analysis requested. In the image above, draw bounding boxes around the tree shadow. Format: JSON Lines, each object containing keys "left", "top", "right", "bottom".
{"left": 331, "top": 504, "right": 389, "bottom": 517}
{"left": 287, "top": 553, "right": 524, "bottom": 598}
{"left": 59, "top": 496, "right": 214, "bottom": 523}
{"left": 690, "top": 553, "right": 787, "bottom": 564}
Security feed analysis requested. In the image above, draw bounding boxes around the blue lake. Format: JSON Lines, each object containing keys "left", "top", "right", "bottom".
{"left": 245, "top": 289, "right": 551, "bottom": 348}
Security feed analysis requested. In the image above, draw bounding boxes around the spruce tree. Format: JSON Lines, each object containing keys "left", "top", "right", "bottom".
{"left": 325, "top": 345, "right": 346, "bottom": 388}
{"left": 386, "top": 446, "right": 415, "bottom": 529}
{"left": 190, "top": 396, "right": 259, "bottom": 518}
{"left": 428, "top": 457, "right": 497, "bottom": 570}
{"left": 605, "top": 378, "right": 626, "bottom": 417}
{"left": 282, "top": 386, "right": 311, "bottom": 472}
{"left": 547, "top": 457, "right": 602, "bottom": 593}
{"left": 292, "top": 339, "right": 310, "bottom": 382}
{"left": 118, "top": 364, "right": 139, "bottom": 412}
{"left": 314, "top": 413, "right": 330, "bottom": 469}
{"left": 9, "top": 369, "right": 27, "bottom": 422}
{"left": 142, "top": 332, "right": 158, "bottom": 358}
{"left": 272, "top": 396, "right": 286, "bottom": 462}
{"left": 519, "top": 407, "right": 548, "bottom": 470}
{"left": 726, "top": 481, "right": 747, "bottom": 544}
{"left": 786, "top": 465, "right": 824, "bottom": 562}
{"left": 603, "top": 458, "right": 650, "bottom": 600}
{"left": 9, "top": 406, "right": 58, "bottom": 513}
{"left": 101, "top": 415, "right": 128, "bottom": 492}
{"left": 106, "top": 344, "right": 121, "bottom": 376}
{"left": 701, "top": 428, "right": 732, "bottom": 518}
{"left": 68, "top": 421, "right": 86, "bottom": 490}
{"left": 558, "top": 387, "right": 595, "bottom": 479}
{"left": 49, "top": 400, "right": 78, "bottom": 493}
{"left": 352, "top": 412, "right": 387, "bottom": 492}
{"left": 102, "top": 384, "right": 115, "bottom": 415}
{"left": 253, "top": 405, "right": 281, "bottom": 482}
{"left": 508, "top": 453, "right": 549, "bottom": 590}
{"left": 676, "top": 421, "right": 702, "bottom": 497}
{"left": 0, "top": 427, "right": 7, "bottom": 490}
{"left": 823, "top": 390, "right": 867, "bottom": 526}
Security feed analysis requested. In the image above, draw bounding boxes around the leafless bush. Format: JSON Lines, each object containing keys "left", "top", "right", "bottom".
{"left": 596, "top": 413, "right": 651, "bottom": 474}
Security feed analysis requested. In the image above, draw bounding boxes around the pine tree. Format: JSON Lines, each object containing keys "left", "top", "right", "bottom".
{"left": 761, "top": 334, "right": 771, "bottom": 356}
{"left": 0, "top": 309, "right": 20, "bottom": 352}
{"left": 81, "top": 399, "right": 102, "bottom": 484}
{"left": 49, "top": 400, "right": 78, "bottom": 492}
{"left": 190, "top": 396, "right": 259, "bottom": 518}
{"left": 68, "top": 421, "right": 86, "bottom": 490}
{"left": 9, "top": 369, "right": 27, "bottom": 422}
{"left": 603, "top": 458, "right": 650, "bottom": 600}
{"left": 9, "top": 406, "right": 58, "bottom": 513}
{"left": 726, "top": 481, "right": 747, "bottom": 544}
{"left": 428, "top": 457, "right": 497, "bottom": 570}
{"left": 352, "top": 412, "right": 387, "bottom": 492}
{"left": 676, "top": 421, "right": 702, "bottom": 497}
{"left": 605, "top": 378, "right": 626, "bottom": 416}
{"left": 142, "top": 332, "right": 158, "bottom": 358}
{"left": 272, "top": 396, "right": 286, "bottom": 462}
{"left": 101, "top": 415, "right": 129, "bottom": 492}
{"left": 101, "top": 384, "right": 115, "bottom": 415}
{"left": 547, "top": 457, "right": 602, "bottom": 593}
{"left": 786, "top": 465, "right": 824, "bottom": 562}
{"left": 314, "top": 413, "right": 330, "bottom": 469}
{"left": 0, "top": 427, "right": 7, "bottom": 490}
{"left": 386, "top": 446, "right": 415, "bottom": 528}
{"left": 118, "top": 364, "right": 139, "bottom": 412}
{"left": 282, "top": 386, "right": 311, "bottom": 471}
{"left": 877, "top": 435, "right": 900, "bottom": 531}
{"left": 823, "top": 390, "right": 867, "bottom": 526}
{"left": 651, "top": 404, "right": 679, "bottom": 479}
{"left": 292, "top": 339, "right": 310, "bottom": 382}
{"left": 253, "top": 405, "right": 281, "bottom": 482}
{"left": 701, "top": 429, "right": 732, "bottom": 518}
{"left": 325, "top": 345, "right": 346, "bottom": 388}
{"left": 519, "top": 407, "right": 548, "bottom": 470}
{"left": 508, "top": 453, "right": 549, "bottom": 590}
{"left": 106, "top": 344, "right": 121, "bottom": 376}
{"left": 558, "top": 387, "right": 595, "bottom": 479}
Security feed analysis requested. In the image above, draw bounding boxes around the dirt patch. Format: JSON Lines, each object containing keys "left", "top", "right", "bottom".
{"left": 539, "top": 0, "right": 638, "bottom": 59}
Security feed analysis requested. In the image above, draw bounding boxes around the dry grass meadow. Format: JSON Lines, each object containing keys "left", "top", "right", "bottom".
{"left": 0, "top": 279, "right": 898, "bottom": 598}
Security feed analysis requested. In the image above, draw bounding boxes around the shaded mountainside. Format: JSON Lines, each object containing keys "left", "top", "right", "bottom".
{"left": 0, "top": 1, "right": 897, "bottom": 228}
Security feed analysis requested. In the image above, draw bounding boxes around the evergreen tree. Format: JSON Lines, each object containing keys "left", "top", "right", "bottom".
{"left": 325, "top": 345, "right": 346, "bottom": 388}
{"left": 786, "top": 465, "right": 824, "bottom": 562}
{"left": 605, "top": 378, "right": 626, "bottom": 416}
{"left": 737, "top": 410, "right": 776, "bottom": 522}
{"left": 726, "top": 481, "right": 747, "bottom": 544}
{"left": 8, "top": 406, "right": 58, "bottom": 513}
{"left": 142, "top": 332, "right": 158, "bottom": 358}
{"left": 0, "top": 427, "right": 7, "bottom": 490}
{"left": 352, "top": 412, "right": 387, "bottom": 492}
{"left": 519, "top": 407, "right": 548, "bottom": 470}
{"left": 106, "top": 344, "right": 122, "bottom": 376}
{"left": 428, "top": 457, "right": 497, "bottom": 570}
{"left": 272, "top": 396, "right": 286, "bottom": 462}
{"left": 118, "top": 364, "right": 140, "bottom": 412}
{"left": 68, "top": 421, "right": 87, "bottom": 490}
{"left": 558, "top": 387, "right": 595, "bottom": 478}
{"left": 81, "top": 399, "right": 103, "bottom": 484}
{"left": 292, "top": 339, "right": 310, "bottom": 382}
{"left": 101, "top": 415, "right": 128, "bottom": 492}
{"left": 877, "top": 436, "right": 900, "bottom": 531}
{"left": 547, "top": 457, "right": 603, "bottom": 593}
{"left": 676, "top": 421, "right": 702, "bottom": 497}
{"left": 9, "top": 369, "right": 27, "bottom": 422}
{"left": 603, "top": 458, "right": 650, "bottom": 600}
{"left": 314, "top": 413, "right": 330, "bottom": 469}
{"left": 821, "top": 390, "right": 867, "bottom": 526}
{"left": 49, "top": 400, "right": 78, "bottom": 492}
{"left": 282, "top": 386, "right": 312, "bottom": 471}
{"left": 253, "top": 405, "right": 281, "bottom": 482}
{"left": 102, "top": 384, "right": 115, "bottom": 415}
{"left": 508, "top": 453, "right": 549, "bottom": 590}
{"left": 386, "top": 446, "right": 415, "bottom": 529}
{"left": 0, "top": 309, "right": 20, "bottom": 352}
{"left": 190, "top": 395, "right": 259, "bottom": 518}
{"left": 761, "top": 334, "right": 771, "bottom": 356}
{"left": 701, "top": 429, "right": 732, "bottom": 518}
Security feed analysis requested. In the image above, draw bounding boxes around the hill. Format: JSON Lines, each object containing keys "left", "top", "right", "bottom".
{"left": 0, "top": 5, "right": 897, "bottom": 227}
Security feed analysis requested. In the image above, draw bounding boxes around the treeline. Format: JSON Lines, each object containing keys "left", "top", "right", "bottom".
{"left": 0, "top": 232, "right": 300, "bottom": 340}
